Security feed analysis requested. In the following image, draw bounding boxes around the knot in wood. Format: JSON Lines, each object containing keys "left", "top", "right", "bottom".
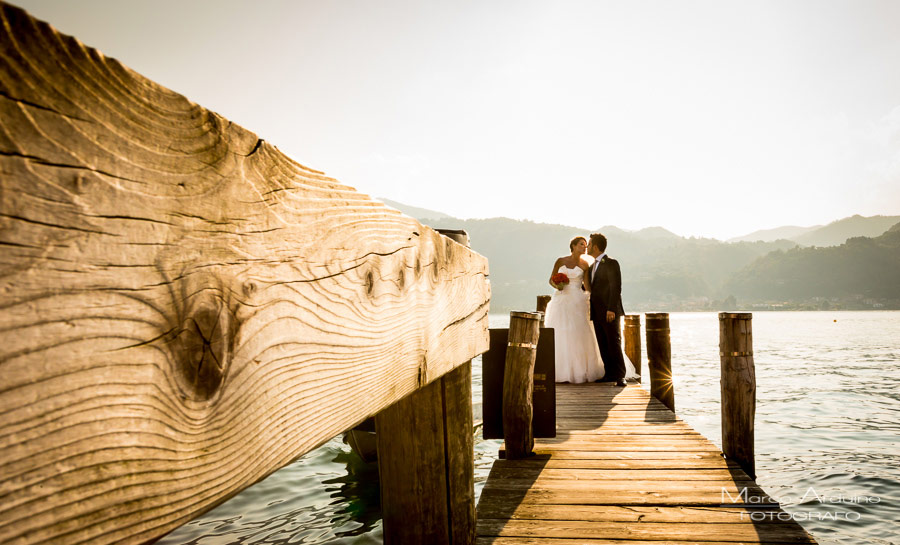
{"left": 173, "top": 289, "right": 234, "bottom": 401}
{"left": 365, "top": 270, "right": 375, "bottom": 296}
{"left": 417, "top": 357, "right": 428, "bottom": 388}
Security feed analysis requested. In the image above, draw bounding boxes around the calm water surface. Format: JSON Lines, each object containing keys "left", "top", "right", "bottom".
{"left": 159, "top": 311, "right": 900, "bottom": 545}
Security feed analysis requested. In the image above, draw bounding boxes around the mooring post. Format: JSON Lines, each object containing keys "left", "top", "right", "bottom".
{"left": 502, "top": 311, "right": 542, "bottom": 459}
{"left": 719, "top": 312, "right": 756, "bottom": 480}
{"left": 624, "top": 314, "right": 642, "bottom": 383}
{"left": 645, "top": 312, "right": 674, "bottom": 411}
{"left": 441, "top": 362, "right": 476, "bottom": 544}
{"left": 536, "top": 295, "right": 551, "bottom": 325}
{"left": 375, "top": 362, "right": 476, "bottom": 544}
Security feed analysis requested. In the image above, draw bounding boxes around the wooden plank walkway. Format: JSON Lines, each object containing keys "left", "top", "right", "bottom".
{"left": 477, "top": 382, "right": 817, "bottom": 544}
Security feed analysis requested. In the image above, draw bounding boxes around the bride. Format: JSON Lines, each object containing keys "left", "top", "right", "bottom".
{"left": 544, "top": 236, "right": 605, "bottom": 383}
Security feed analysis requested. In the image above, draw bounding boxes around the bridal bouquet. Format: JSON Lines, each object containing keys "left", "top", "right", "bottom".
{"left": 550, "top": 273, "right": 569, "bottom": 290}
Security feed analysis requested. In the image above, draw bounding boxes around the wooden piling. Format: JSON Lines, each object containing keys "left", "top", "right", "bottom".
{"left": 624, "top": 314, "right": 642, "bottom": 383}
{"left": 536, "top": 295, "right": 551, "bottom": 325}
{"left": 442, "top": 362, "right": 476, "bottom": 545}
{"left": 503, "top": 311, "right": 542, "bottom": 459}
{"left": 719, "top": 312, "right": 756, "bottom": 480}
{"left": 645, "top": 313, "right": 674, "bottom": 411}
{"left": 376, "top": 361, "right": 476, "bottom": 544}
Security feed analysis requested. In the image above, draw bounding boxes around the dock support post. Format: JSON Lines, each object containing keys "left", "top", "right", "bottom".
{"left": 536, "top": 295, "right": 551, "bottom": 325}
{"left": 503, "top": 311, "right": 542, "bottom": 459}
{"left": 442, "top": 362, "right": 476, "bottom": 544}
{"left": 624, "top": 314, "right": 642, "bottom": 383}
{"left": 646, "top": 313, "right": 674, "bottom": 411}
{"left": 719, "top": 312, "right": 756, "bottom": 480}
{"left": 375, "top": 361, "right": 476, "bottom": 545}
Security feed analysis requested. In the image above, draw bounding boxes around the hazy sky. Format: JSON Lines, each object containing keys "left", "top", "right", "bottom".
{"left": 13, "top": 0, "right": 900, "bottom": 239}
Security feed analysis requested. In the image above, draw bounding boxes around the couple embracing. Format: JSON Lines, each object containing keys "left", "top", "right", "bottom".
{"left": 545, "top": 233, "right": 637, "bottom": 386}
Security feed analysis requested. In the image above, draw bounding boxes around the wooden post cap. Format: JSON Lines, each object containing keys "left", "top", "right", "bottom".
{"left": 510, "top": 311, "right": 542, "bottom": 321}
{"left": 645, "top": 313, "right": 670, "bottom": 331}
{"left": 435, "top": 228, "right": 470, "bottom": 248}
{"left": 719, "top": 312, "right": 752, "bottom": 320}
{"left": 624, "top": 315, "right": 641, "bottom": 324}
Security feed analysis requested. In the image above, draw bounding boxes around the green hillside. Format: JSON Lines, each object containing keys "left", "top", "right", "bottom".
{"left": 725, "top": 223, "right": 900, "bottom": 307}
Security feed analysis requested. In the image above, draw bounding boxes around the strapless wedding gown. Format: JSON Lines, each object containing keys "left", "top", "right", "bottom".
{"left": 544, "top": 265, "right": 605, "bottom": 383}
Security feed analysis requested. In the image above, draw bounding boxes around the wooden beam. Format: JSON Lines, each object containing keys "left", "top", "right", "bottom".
{"left": 0, "top": 3, "right": 489, "bottom": 544}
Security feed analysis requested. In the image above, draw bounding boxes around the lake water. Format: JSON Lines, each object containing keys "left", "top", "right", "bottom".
{"left": 159, "top": 311, "right": 900, "bottom": 545}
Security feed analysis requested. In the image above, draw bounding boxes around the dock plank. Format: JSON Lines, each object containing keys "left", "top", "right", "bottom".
{"left": 477, "top": 383, "right": 816, "bottom": 544}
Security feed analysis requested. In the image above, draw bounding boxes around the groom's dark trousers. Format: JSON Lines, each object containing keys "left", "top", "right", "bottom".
{"left": 589, "top": 256, "right": 627, "bottom": 381}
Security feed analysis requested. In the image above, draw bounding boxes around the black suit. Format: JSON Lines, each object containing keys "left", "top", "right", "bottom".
{"left": 588, "top": 255, "right": 627, "bottom": 381}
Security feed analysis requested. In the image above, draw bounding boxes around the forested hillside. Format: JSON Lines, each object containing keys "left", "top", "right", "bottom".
{"left": 726, "top": 223, "right": 900, "bottom": 306}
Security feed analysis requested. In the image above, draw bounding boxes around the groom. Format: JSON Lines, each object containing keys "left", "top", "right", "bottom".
{"left": 587, "top": 233, "right": 628, "bottom": 387}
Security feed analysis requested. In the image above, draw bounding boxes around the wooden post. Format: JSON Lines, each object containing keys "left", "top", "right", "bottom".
{"left": 645, "top": 313, "right": 674, "bottom": 411}
{"left": 536, "top": 295, "right": 551, "bottom": 325}
{"left": 502, "top": 311, "right": 542, "bottom": 459}
{"left": 719, "top": 312, "right": 756, "bottom": 480}
{"left": 441, "top": 362, "right": 476, "bottom": 545}
{"left": 376, "top": 361, "right": 475, "bottom": 544}
{"left": 624, "top": 314, "right": 642, "bottom": 383}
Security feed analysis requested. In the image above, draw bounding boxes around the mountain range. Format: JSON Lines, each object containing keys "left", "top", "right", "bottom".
{"left": 380, "top": 199, "right": 900, "bottom": 311}
{"left": 727, "top": 214, "right": 900, "bottom": 246}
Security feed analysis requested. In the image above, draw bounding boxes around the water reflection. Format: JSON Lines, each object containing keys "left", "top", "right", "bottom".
{"left": 322, "top": 449, "right": 381, "bottom": 538}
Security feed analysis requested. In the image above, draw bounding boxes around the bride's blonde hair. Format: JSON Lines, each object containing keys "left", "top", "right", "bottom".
{"left": 569, "top": 236, "right": 586, "bottom": 251}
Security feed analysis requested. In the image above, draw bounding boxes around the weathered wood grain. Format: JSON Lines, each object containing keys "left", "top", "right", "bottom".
{"left": 477, "top": 540, "right": 805, "bottom": 545}
{"left": 0, "top": 3, "right": 489, "bottom": 544}
{"left": 475, "top": 503, "right": 783, "bottom": 523}
{"left": 476, "top": 383, "right": 816, "bottom": 545}
{"left": 475, "top": 536, "right": 804, "bottom": 545}
{"left": 477, "top": 519, "right": 816, "bottom": 542}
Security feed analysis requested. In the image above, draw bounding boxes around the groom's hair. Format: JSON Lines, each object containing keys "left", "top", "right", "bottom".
{"left": 569, "top": 236, "right": 586, "bottom": 250}
{"left": 589, "top": 233, "right": 608, "bottom": 252}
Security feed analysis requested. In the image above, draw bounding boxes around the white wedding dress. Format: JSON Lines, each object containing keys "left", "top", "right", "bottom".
{"left": 544, "top": 265, "right": 605, "bottom": 383}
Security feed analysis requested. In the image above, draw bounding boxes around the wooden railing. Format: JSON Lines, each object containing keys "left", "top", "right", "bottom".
{"left": 0, "top": 3, "right": 489, "bottom": 544}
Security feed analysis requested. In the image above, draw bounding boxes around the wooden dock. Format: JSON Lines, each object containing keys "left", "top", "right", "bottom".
{"left": 477, "top": 382, "right": 817, "bottom": 544}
